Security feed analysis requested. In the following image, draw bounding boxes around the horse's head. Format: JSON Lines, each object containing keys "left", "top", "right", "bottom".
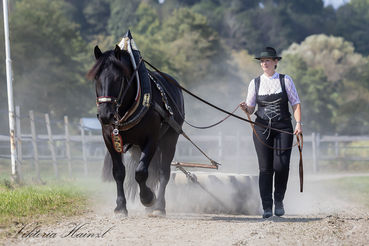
{"left": 87, "top": 45, "right": 134, "bottom": 125}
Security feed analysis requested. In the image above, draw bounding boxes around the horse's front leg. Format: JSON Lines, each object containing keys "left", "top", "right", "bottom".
{"left": 110, "top": 151, "right": 127, "bottom": 215}
{"left": 135, "top": 139, "right": 158, "bottom": 207}
{"left": 103, "top": 131, "right": 127, "bottom": 215}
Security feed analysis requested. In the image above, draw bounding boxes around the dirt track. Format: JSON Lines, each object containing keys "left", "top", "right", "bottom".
{"left": 2, "top": 175, "right": 369, "bottom": 246}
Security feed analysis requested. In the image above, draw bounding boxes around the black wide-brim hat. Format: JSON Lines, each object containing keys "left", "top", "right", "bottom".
{"left": 255, "top": 47, "right": 282, "bottom": 60}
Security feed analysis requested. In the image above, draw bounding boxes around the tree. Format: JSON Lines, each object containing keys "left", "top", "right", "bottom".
{"left": 281, "top": 34, "right": 369, "bottom": 134}
{"left": 130, "top": 7, "right": 226, "bottom": 87}
{"left": 335, "top": 0, "right": 369, "bottom": 55}
{"left": 282, "top": 34, "right": 364, "bottom": 83}
{"left": 280, "top": 55, "right": 337, "bottom": 133}
{"left": 107, "top": 0, "right": 141, "bottom": 40}
{"left": 82, "top": 0, "right": 111, "bottom": 37}
{"left": 154, "top": 8, "right": 225, "bottom": 86}
{"left": 134, "top": 2, "right": 161, "bottom": 36}
{"left": 9, "top": 0, "right": 92, "bottom": 118}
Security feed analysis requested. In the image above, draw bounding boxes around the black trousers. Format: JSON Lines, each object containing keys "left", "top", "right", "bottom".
{"left": 253, "top": 118, "right": 293, "bottom": 210}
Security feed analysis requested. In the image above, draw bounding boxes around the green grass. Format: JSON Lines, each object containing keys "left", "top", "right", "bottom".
{"left": 322, "top": 176, "right": 369, "bottom": 208}
{"left": 0, "top": 180, "right": 88, "bottom": 228}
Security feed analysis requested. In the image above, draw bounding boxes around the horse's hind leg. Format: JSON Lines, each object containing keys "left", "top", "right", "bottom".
{"left": 152, "top": 131, "right": 179, "bottom": 215}
{"left": 151, "top": 161, "right": 170, "bottom": 216}
{"left": 135, "top": 139, "right": 158, "bottom": 207}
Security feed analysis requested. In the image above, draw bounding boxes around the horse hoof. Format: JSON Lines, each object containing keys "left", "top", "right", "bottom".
{"left": 149, "top": 210, "right": 166, "bottom": 217}
{"left": 141, "top": 192, "right": 156, "bottom": 207}
{"left": 114, "top": 207, "right": 128, "bottom": 216}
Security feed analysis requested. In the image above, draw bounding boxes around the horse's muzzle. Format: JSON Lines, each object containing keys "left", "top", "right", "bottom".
{"left": 98, "top": 104, "right": 115, "bottom": 125}
{"left": 99, "top": 113, "right": 114, "bottom": 125}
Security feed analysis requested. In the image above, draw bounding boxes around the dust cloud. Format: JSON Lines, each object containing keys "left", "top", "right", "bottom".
{"left": 87, "top": 65, "right": 362, "bottom": 217}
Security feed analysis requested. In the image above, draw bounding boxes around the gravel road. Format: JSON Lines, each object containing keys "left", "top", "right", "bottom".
{"left": 2, "top": 175, "right": 369, "bottom": 246}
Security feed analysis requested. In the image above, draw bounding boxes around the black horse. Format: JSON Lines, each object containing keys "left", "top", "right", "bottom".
{"left": 87, "top": 44, "right": 184, "bottom": 216}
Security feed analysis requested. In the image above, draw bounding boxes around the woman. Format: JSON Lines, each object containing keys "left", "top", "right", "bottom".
{"left": 240, "top": 47, "right": 302, "bottom": 218}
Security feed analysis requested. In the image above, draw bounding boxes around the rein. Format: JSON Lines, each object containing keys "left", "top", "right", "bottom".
{"left": 116, "top": 58, "right": 142, "bottom": 107}
{"left": 184, "top": 105, "right": 239, "bottom": 129}
{"left": 144, "top": 59, "right": 304, "bottom": 192}
{"left": 241, "top": 107, "right": 301, "bottom": 151}
{"left": 144, "top": 59, "right": 294, "bottom": 135}
{"left": 242, "top": 107, "right": 304, "bottom": 192}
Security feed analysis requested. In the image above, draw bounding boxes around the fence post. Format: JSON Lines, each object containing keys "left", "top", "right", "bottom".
{"left": 45, "top": 113, "right": 58, "bottom": 178}
{"left": 29, "top": 110, "right": 40, "bottom": 180}
{"left": 80, "top": 119, "right": 88, "bottom": 176}
{"left": 334, "top": 133, "right": 339, "bottom": 157}
{"left": 316, "top": 133, "right": 320, "bottom": 172}
{"left": 312, "top": 132, "right": 317, "bottom": 173}
{"left": 15, "top": 106, "right": 22, "bottom": 179}
{"left": 64, "top": 116, "right": 72, "bottom": 177}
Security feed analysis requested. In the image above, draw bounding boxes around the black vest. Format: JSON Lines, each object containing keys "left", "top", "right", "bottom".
{"left": 255, "top": 74, "right": 291, "bottom": 122}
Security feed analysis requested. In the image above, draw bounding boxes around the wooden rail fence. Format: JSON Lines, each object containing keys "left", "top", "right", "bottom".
{"left": 0, "top": 107, "right": 368, "bottom": 179}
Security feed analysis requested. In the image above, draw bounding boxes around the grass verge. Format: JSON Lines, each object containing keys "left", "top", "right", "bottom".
{"left": 0, "top": 179, "right": 88, "bottom": 233}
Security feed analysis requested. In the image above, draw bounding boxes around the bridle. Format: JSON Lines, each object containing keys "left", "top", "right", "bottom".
{"left": 96, "top": 58, "right": 143, "bottom": 125}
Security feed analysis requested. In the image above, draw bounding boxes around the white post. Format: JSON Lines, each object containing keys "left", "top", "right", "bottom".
{"left": 29, "top": 110, "right": 40, "bottom": 180}
{"left": 334, "top": 133, "right": 339, "bottom": 157}
{"left": 15, "top": 106, "right": 22, "bottom": 179}
{"left": 15, "top": 106, "right": 22, "bottom": 163}
{"left": 2, "top": 0, "right": 19, "bottom": 183}
{"left": 45, "top": 113, "right": 58, "bottom": 178}
{"left": 316, "top": 133, "right": 320, "bottom": 172}
{"left": 312, "top": 132, "right": 317, "bottom": 173}
{"left": 64, "top": 116, "right": 72, "bottom": 176}
{"left": 80, "top": 119, "right": 88, "bottom": 176}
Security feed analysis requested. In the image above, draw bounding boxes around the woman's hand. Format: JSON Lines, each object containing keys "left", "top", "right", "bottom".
{"left": 239, "top": 102, "right": 247, "bottom": 111}
{"left": 240, "top": 102, "right": 255, "bottom": 115}
{"left": 294, "top": 122, "right": 303, "bottom": 135}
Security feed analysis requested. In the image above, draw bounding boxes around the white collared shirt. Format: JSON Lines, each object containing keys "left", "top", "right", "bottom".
{"left": 246, "top": 72, "right": 300, "bottom": 107}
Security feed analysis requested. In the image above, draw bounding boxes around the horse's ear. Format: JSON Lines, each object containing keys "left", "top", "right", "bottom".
{"left": 114, "top": 45, "right": 121, "bottom": 60}
{"left": 94, "top": 45, "right": 103, "bottom": 60}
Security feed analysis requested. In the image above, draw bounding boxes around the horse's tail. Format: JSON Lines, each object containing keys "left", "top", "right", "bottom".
{"left": 101, "top": 147, "right": 142, "bottom": 199}
{"left": 102, "top": 145, "right": 161, "bottom": 201}
{"left": 123, "top": 146, "right": 161, "bottom": 201}
{"left": 102, "top": 151, "right": 114, "bottom": 182}
{"left": 123, "top": 146, "right": 141, "bottom": 201}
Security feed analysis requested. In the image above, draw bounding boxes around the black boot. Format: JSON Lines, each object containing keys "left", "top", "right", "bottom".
{"left": 262, "top": 208, "right": 273, "bottom": 219}
{"left": 274, "top": 201, "right": 285, "bottom": 216}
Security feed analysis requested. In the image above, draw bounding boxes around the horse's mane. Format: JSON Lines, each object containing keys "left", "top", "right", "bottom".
{"left": 87, "top": 50, "right": 131, "bottom": 80}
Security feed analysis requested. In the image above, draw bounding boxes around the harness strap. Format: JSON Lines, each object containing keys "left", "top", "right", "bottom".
{"left": 153, "top": 103, "right": 182, "bottom": 134}
{"left": 153, "top": 102, "right": 219, "bottom": 168}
